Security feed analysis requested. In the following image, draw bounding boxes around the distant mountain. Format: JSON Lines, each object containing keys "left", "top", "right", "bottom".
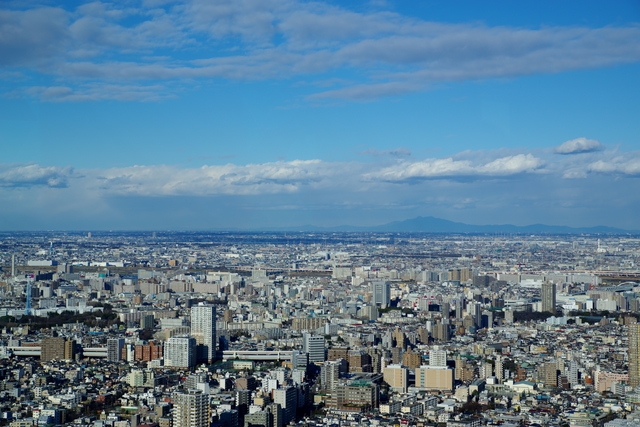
{"left": 370, "top": 216, "right": 630, "bottom": 234}
{"left": 266, "top": 216, "right": 634, "bottom": 234}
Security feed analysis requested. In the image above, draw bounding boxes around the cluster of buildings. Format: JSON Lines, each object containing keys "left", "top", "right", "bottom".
{"left": 0, "top": 231, "right": 639, "bottom": 427}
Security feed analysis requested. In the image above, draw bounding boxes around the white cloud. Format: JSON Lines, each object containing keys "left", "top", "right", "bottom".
{"left": 477, "top": 154, "right": 544, "bottom": 175}
{"left": 2, "top": 150, "right": 640, "bottom": 229}
{"left": 588, "top": 157, "right": 640, "bottom": 176}
{"left": 561, "top": 169, "right": 588, "bottom": 179}
{"left": 93, "top": 159, "right": 349, "bottom": 196}
{"left": 0, "top": 164, "right": 73, "bottom": 188}
{"left": 366, "top": 154, "right": 544, "bottom": 182}
{"left": 555, "top": 137, "right": 604, "bottom": 154}
{"left": 2, "top": 1, "right": 640, "bottom": 101}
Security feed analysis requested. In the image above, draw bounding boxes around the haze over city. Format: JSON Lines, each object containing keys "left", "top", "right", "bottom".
{"left": 1, "top": 0, "right": 639, "bottom": 230}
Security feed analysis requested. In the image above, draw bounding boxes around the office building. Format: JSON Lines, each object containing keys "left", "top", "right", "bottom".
{"left": 126, "top": 370, "right": 146, "bottom": 387}
{"left": 291, "top": 350, "right": 309, "bottom": 370}
{"left": 321, "top": 361, "right": 341, "bottom": 393}
{"left": 164, "top": 337, "right": 196, "bottom": 368}
{"left": 173, "top": 389, "right": 208, "bottom": 427}
{"left": 371, "top": 281, "right": 391, "bottom": 308}
{"left": 455, "top": 297, "right": 463, "bottom": 320}
{"left": 415, "top": 366, "right": 454, "bottom": 391}
{"left": 334, "top": 380, "right": 379, "bottom": 410}
{"left": 359, "top": 305, "right": 378, "bottom": 321}
{"left": 134, "top": 341, "right": 163, "bottom": 362}
{"left": 303, "top": 333, "right": 325, "bottom": 363}
{"left": 392, "top": 327, "right": 407, "bottom": 349}
{"left": 185, "top": 373, "right": 208, "bottom": 391}
{"left": 367, "top": 348, "right": 382, "bottom": 373}
{"left": 568, "top": 359, "right": 579, "bottom": 387}
{"left": 432, "top": 323, "right": 450, "bottom": 342}
{"left": 273, "top": 387, "right": 297, "bottom": 426}
{"left": 236, "top": 389, "right": 251, "bottom": 419}
{"left": 483, "top": 310, "right": 494, "bottom": 330}
{"left": 543, "top": 361, "right": 558, "bottom": 387}
{"left": 141, "top": 314, "right": 155, "bottom": 330}
{"left": 467, "top": 301, "right": 482, "bottom": 328}
{"left": 348, "top": 349, "right": 372, "bottom": 373}
{"left": 441, "top": 301, "right": 450, "bottom": 319}
{"left": 41, "top": 337, "right": 74, "bottom": 361}
{"left": 291, "top": 317, "right": 326, "bottom": 331}
{"left": 383, "top": 364, "right": 408, "bottom": 393}
{"left": 267, "top": 403, "right": 282, "bottom": 427}
{"left": 235, "top": 376, "right": 257, "bottom": 391}
{"left": 107, "top": 338, "right": 124, "bottom": 362}
{"left": 390, "top": 347, "right": 403, "bottom": 365}
{"left": 64, "top": 339, "right": 75, "bottom": 360}
{"left": 191, "top": 305, "right": 216, "bottom": 363}
{"left": 218, "top": 410, "right": 238, "bottom": 427}
{"left": 429, "top": 349, "right": 447, "bottom": 367}
{"left": 541, "top": 282, "right": 557, "bottom": 313}
{"left": 243, "top": 411, "right": 270, "bottom": 427}
{"left": 41, "top": 337, "right": 63, "bottom": 361}
{"left": 328, "top": 347, "right": 349, "bottom": 361}
{"left": 402, "top": 348, "right": 421, "bottom": 370}
{"left": 495, "top": 355, "right": 504, "bottom": 383}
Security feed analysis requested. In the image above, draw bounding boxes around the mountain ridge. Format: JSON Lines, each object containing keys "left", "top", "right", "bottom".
{"left": 260, "top": 216, "right": 634, "bottom": 234}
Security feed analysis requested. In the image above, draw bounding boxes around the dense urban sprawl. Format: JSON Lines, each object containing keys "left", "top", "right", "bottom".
{"left": 1, "top": 232, "right": 640, "bottom": 427}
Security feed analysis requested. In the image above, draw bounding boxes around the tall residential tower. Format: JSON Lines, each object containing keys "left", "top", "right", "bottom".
{"left": 191, "top": 304, "right": 217, "bottom": 363}
{"left": 173, "top": 389, "right": 209, "bottom": 427}
{"left": 629, "top": 323, "right": 640, "bottom": 387}
{"left": 541, "top": 282, "right": 557, "bottom": 313}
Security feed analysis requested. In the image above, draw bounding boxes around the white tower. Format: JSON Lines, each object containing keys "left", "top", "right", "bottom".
{"left": 191, "top": 305, "right": 217, "bottom": 363}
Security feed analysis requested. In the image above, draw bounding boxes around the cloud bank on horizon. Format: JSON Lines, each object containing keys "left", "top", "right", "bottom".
{"left": 0, "top": 0, "right": 639, "bottom": 230}
{"left": 4, "top": 140, "right": 639, "bottom": 192}
{"left": 2, "top": 140, "right": 640, "bottom": 229}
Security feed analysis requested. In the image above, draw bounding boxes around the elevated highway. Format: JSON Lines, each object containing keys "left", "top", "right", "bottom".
{"left": 221, "top": 350, "right": 292, "bottom": 361}
{"left": 6, "top": 346, "right": 107, "bottom": 358}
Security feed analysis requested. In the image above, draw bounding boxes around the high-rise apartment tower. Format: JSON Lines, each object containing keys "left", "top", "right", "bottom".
{"left": 191, "top": 305, "right": 216, "bottom": 363}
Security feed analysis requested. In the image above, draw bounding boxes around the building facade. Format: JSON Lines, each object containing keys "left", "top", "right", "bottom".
{"left": 164, "top": 337, "right": 196, "bottom": 368}
{"left": 173, "top": 389, "right": 208, "bottom": 427}
{"left": 190, "top": 305, "right": 216, "bottom": 363}
{"left": 629, "top": 324, "right": 640, "bottom": 387}
{"left": 107, "top": 338, "right": 124, "bottom": 363}
{"left": 41, "top": 337, "right": 74, "bottom": 361}
{"left": 371, "top": 281, "right": 390, "bottom": 308}
{"left": 383, "top": 364, "right": 408, "bottom": 393}
{"left": 541, "top": 282, "right": 557, "bottom": 313}
{"left": 415, "top": 366, "right": 454, "bottom": 391}
{"left": 303, "top": 333, "right": 325, "bottom": 363}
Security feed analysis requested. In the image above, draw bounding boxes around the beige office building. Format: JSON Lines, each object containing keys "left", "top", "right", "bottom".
{"left": 383, "top": 364, "right": 408, "bottom": 393}
{"left": 415, "top": 366, "right": 454, "bottom": 391}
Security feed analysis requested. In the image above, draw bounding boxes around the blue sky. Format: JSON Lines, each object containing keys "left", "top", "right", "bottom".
{"left": 1, "top": 0, "right": 639, "bottom": 230}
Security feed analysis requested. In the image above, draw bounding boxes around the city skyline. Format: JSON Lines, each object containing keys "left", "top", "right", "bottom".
{"left": 1, "top": 0, "right": 639, "bottom": 230}
{"left": 1, "top": 229, "right": 639, "bottom": 425}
